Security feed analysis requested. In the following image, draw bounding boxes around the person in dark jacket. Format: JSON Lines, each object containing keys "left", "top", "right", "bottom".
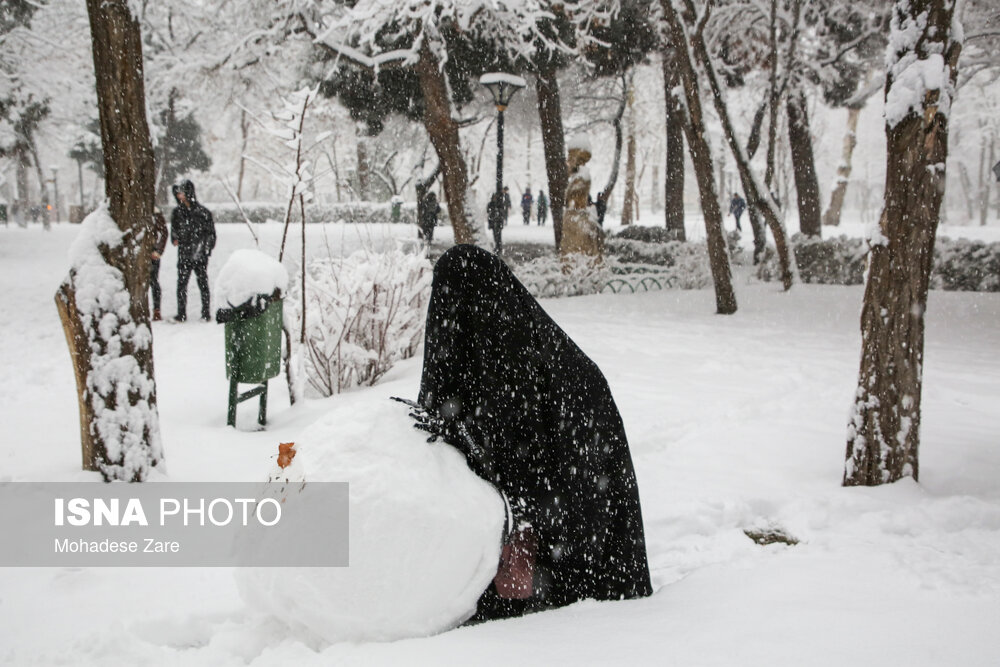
{"left": 411, "top": 245, "right": 653, "bottom": 622}
{"left": 149, "top": 208, "right": 169, "bottom": 321}
{"left": 170, "top": 179, "right": 216, "bottom": 322}
{"left": 419, "top": 191, "right": 440, "bottom": 244}
{"left": 593, "top": 191, "right": 608, "bottom": 227}
{"left": 502, "top": 186, "right": 512, "bottom": 225}
{"left": 536, "top": 191, "right": 548, "bottom": 226}
{"left": 521, "top": 190, "right": 533, "bottom": 225}
{"left": 487, "top": 193, "right": 505, "bottom": 256}
{"left": 729, "top": 193, "right": 746, "bottom": 232}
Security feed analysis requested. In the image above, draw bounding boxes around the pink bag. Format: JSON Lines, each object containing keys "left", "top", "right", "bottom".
{"left": 494, "top": 528, "right": 537, "bottom": 599}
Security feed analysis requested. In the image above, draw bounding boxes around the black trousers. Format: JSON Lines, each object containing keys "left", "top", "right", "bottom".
{"left": 150, "top": 258, "right": 162, "bottom": 311}
{"left": 177, "top": 256, "right": 210, "bottom": 319}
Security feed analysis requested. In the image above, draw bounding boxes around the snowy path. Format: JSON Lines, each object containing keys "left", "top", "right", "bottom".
{"left": 1, "top": 224, "right": 999, "bottom": 665}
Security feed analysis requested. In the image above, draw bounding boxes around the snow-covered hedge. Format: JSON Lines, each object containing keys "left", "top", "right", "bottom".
{"left": 210, "top": 201, "right": 445, "bottom": 226}
{"left": 512, "top": 254, "right": 612, "bottom": 298}
{"left": 287, "top": 249, "right": 432, "bottom": 397}
{"left": 756, "top": 234, "right": 1000, "bottom": 291}
{"left": 932, "top": 238, "right": 1000, "bottom": 292}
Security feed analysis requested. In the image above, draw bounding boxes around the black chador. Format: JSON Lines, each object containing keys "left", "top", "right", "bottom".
{"left": 410, "top": 244, "right": 652, "bottom": 621}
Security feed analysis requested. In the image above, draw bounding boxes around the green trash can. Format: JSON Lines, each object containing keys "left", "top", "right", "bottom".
{"left": 223, "top": 298, "right": 283, "bottom": 427}
{"left": 391, "top": 197, "right": 402, "bottom": 222}
{"left": 0, "top": 204, "right": 7, "bottom": 225}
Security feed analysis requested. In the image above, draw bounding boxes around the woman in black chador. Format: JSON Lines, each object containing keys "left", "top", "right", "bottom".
{"left": 409, "top": 244, "right": 652, "bottom": 622}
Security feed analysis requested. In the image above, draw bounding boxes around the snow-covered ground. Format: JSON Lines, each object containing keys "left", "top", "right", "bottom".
{"left": 1, "top": 218, "right": 999, "bottom": 666}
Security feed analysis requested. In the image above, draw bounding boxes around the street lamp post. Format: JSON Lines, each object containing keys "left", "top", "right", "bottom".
{"left": 480, "top": 72, "right": 525, "bottom": 255}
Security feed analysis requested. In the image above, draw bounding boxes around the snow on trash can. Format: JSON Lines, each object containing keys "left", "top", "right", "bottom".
{"left": 214, "top": 249, "right": 289, "bottom": 427}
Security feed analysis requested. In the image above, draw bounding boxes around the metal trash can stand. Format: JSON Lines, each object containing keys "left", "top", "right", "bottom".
{"left": 220, "top": 296, "right": 283, "bottom": 427}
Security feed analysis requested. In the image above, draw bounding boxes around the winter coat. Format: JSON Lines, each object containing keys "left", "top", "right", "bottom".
{"left": 152, "top": 210, "right": 169, "bottom": 257}
{"left": 487, "top": 195, "right": 505, "bottom": 231}
{"left": 170, "top": 180, "right": 215, "bottom": 265}
{"left": 419, "top": 194, "right": 440, "bottom": 232}
{"left": 418, "top": 245, "right": 653, "bottom": 621}
{"left": 536, "top": 192, "right": 548, "bottom": 217}
{"left": 521, "top": 192, "right": 533, "bottom": 212}
{"left": 729, "top": 195, "right": 746, "bottom": 217}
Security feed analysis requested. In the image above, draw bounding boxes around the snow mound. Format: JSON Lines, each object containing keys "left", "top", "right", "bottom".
{"left": 236, "top": 398, "right": 504, "bottom": 643}
{"left": 214, "top": 248, "right": 289, "bottom": 307}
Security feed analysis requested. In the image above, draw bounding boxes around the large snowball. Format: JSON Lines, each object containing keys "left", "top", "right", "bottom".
{"left": 236, "top": 398, "right": 504, "bottom": 642}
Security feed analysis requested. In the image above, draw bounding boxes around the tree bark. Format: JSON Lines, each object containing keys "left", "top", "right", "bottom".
{"left": 356, "top": 123, "right": 371, "bottom": 200}
{"left": 415, "top": 43, "right": 477, "bottom": 245}
{"left": 981, "top": 136, "right": 994, "bottom": 227}
{"left": 785, "top": 88, "right": 822, "bottom": 237}
{"left": 661, "top": 52, "right": 687, "bottom": 241}
{"left": 822, "top": 105, "right": 861, "bottom": 227}
{"left": 600, "top": 72, "right": 628, "bottom": 203}
{"left": 656, "top": 20, "right": 736, "bottom": 314}
{"left": 155, "top": 88, "right": 177, "bottom": 207}
{"left": 621, "top": 92, "right": 638, "bottom": 226}
{"left": 58, "top": 0, "right": 161, "bottom": 481}
{"left": 844, "top": 0, "right": 960, "bottom": 487}
{"left": 536, "top": 63, "right": 568, "bottom": 250}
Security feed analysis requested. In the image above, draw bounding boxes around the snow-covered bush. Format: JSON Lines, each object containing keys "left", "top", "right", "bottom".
{"left": 512, "top": 253, "right": 612, "bottom": 298}
{"left": 287, "top": 249, "right": 432, "bottom": 397}
{"left": 932, "top": 238, "right": 1000, "bottom": 292}
{"left": 605, "top": 238, "right": 715, "bottom": 289}
{"left": 211, "top": 201, "right": 436, "bottom": 226}
{"left": 755, "top": 234, "right": 1000, "bottom": 291}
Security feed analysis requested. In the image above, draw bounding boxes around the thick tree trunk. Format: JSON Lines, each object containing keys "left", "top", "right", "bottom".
{"left": 656, "top": 26, "right": 736, "bottom": 313}
{"left": 662, "top": 50, "right": 686, "bottom": 240}
{"left": 415, "top": 44, "right": 477, "bottom": 245}
{"left": 536, "top": 64, "right": 568, "bottom": 250}
{"left": 662, "top": 0, "right": 796, "bottom": 290}
{"left": 27, "top": 139, "right": 51, "bottom": 227}
{"left": 786, "top": 88, "right": 822, "bottom": 237}
{"left": 58, "top": 0, "right": 161, "bottom": 481}
{"left": 14, "top": 146, "right": 29, "bottom": 223}
{"left": 844, "top": 0, "right": 960, "bottom": 487}
{"left": 765, "top": 0, "right": 780, "bottom": 189}
{"left": 822, "top": 105, "right": 861, "bottom": 227}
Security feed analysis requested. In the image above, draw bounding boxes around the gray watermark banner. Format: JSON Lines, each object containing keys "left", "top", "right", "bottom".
{"left": 0, "top": 482, "right": 349, "bottom": 567}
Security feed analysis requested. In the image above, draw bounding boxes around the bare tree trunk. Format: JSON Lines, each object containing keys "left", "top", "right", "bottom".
{"left": 765, "top": 0, "right": 780, "bottom": 189}
{"left": 155, "top": 88, "right": 177, "bottom": 207}
{"left": 657, "top": 14, "right": 736, "bottom": 314}
{"left": 57, "top": 0, "right": 161, "bottom": 481}
{"left": 415, "top": 43, "right": 477, "bottom": 245}
{"left": 27, "top": 139, "right": 51, "bottom": 228}
{"left": 663, "top": 54, "right": 687, "bottom": 241}
{"left": 981, "top": 136, "right": 994, "bottom": 227}
{"left": 786, "top": 88, "right": 822, "bottom": 237}
{"left": 237, "top": 107, "right": 249, "bottom": 200}
{"left": 621, "top": 91, "right": 638, "bottom": 226}
{"left": 600, "top": 72, "right": 628, "bottom": 202}
{"left": 822, "top": 105, "right": 861, "bottom": 227}
{"left": 956, "top": 159, "right": 975, "bottom": 222}
{"left": 356, "top": 124, "right": 370, "bottom": 201}
{"left": 14, "top": 146, "right": 29, "bottom": 223}
{"left": 536, "top": 63, "right": 568, "bottom": 250}
{"left": 844, "top": 0, "right": 960, "bottom": 487}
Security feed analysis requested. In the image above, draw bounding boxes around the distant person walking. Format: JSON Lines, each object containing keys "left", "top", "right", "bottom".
{"left": 488, "top": 192, "right": 505, "bottom": 256}
{"left": 150, "top": 207, "right": 168, "bottom": 321}
{"left": 502, "top": 186, "right": 512, "bottom": 226}
{"left": 536, "top": 190, "right": 548, "bottom": 226}
{"left": 170, "top": 179, "right": 215, "bottom": 322}
{"left": 521, "top": 190, "right": 533, "bottom": 225}
{"left": 419, "top": 191, "right": 440, "bottom": 244}
{"left": 593, "top": 192, "right": 608, "bottom": 227}
{"left": 729, "top": 193, "right": 746, "bottom": 232}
